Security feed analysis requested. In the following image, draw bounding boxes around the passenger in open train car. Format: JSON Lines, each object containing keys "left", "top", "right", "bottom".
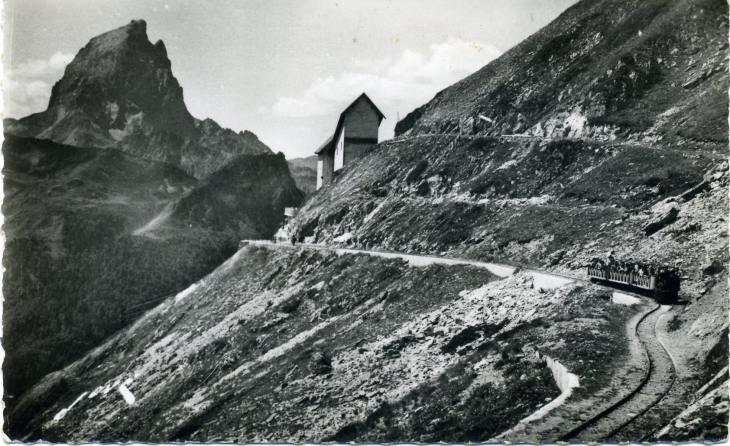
{"left": 589, "top": 257, "right": 605, "bottom": 268}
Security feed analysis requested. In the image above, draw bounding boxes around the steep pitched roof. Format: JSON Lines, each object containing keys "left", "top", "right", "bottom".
{"left": 315, "top": 93, "right": 385, "bottom": 155}
{"left": 315, "top": 134, "right": 334, "bottom": 154}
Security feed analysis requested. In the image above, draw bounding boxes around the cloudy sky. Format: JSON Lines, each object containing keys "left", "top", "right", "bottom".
{"left": 4, "top": 0, "right": 577, "bottom": 159}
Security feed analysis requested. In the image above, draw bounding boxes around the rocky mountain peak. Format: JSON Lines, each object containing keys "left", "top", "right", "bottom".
{"left": 46, "top": 19, "right": 192, "bottom": 136}
{"left": 6, "top": 20, "right": 274, "bottom": 179}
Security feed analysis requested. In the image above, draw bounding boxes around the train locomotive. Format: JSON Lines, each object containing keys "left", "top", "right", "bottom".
{"left": 587, "top": 258, "right": 680, "bottom": 303}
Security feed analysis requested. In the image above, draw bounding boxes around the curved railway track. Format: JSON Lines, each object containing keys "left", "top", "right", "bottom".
{"left": 559, "top": 304, "right": 677, "bottom": 442}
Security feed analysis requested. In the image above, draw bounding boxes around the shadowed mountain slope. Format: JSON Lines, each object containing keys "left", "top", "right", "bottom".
{"left": 287, "top": 156, "right": 318, "bottom": 195}
{"left": 2, "top": 133, "right": 303, "bottom": 429}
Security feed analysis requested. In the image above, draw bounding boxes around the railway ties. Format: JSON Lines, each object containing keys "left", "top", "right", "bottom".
{"left": 560, "top": 305, "right": 677, "bottom": 443}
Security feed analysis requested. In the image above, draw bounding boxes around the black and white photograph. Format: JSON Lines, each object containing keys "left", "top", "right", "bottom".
{"left": 2, "top": 0, "right": 728, "bottom": 443}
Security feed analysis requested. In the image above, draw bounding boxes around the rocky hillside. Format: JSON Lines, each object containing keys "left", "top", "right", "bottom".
{"left": 4, "top": 20, "right": 271, "bottom": 179}
{"left": 287, "top": 156, "right": 318, "bottom": 195}
{"left": 395, "top": 0, "right": 727, "bottom": 145}
{"left": 292, "top": 0, "right": 727, "bottom": 312}
{"left": 289, "top": 0, "right": 728, "bottom": 436}
{"left": 6, "top": 0, "right": 727, "bottom": 441}
{"left": 9, "top": 245, "right": 636, "bottom": 442}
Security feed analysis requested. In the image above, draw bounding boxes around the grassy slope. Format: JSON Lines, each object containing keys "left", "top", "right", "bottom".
{"left": 12, "top": 245, "right": 635, "bottom": 443}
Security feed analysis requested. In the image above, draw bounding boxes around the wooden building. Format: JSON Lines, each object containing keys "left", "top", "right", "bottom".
{"left": 315, "top": 93, "right": 385, "bottom": 190}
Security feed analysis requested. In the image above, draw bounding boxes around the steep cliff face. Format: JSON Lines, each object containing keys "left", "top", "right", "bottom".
{"left": 4, "top": 20, "right": 271, "bottom": 179}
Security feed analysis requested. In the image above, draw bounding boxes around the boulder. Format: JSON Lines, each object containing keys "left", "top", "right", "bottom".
{"left": 545, "top": 249, "right": 566, "bottom": 267}
{"left": 643, "top": 206, "right": 679, "bottom": 235}
{"left": 680, "top": 180, "right": 709, "bottom": 201}
{"left": 702, "top": 260, "right": 724, "bottom": 276}
{"left": 308, "top": 351, "right": 333, "bottom": 375}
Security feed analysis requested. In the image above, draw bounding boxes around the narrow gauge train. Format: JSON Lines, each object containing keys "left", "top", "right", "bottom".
{"left": 587, "top": 260, "right": 680, "bottom": 303}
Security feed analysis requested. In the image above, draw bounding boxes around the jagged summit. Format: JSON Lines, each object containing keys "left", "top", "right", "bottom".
{"left": 45, "top": 19, "right": 193, "bottom": 137}
{"left": 5, "top": 20, "right": 272, "bottom": 179}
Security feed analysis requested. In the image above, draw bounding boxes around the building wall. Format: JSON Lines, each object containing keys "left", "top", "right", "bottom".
{"left": 334, "top": 127, "right": 345, "bottom": 171}
{"left": 344, "top": 141, "right": 376, "bottom": 165}
{"left": 316, "top": 159, "right": 324, "bottom": 190}
{"left": 343, "top": 97, "right": 381, "bottom": 165}
{"left": 317, "top": 151, "right": 334, "bottom": 190}
{"left": 316, "top": 96, "right": 383, "bottom": 190}
{"left": 344, "top": 98, "right": 381, "bottom": 140}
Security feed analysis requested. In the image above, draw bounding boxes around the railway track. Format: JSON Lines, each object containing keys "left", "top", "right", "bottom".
{"left": 559, "top": 304, "right": 677, "bottom": 443}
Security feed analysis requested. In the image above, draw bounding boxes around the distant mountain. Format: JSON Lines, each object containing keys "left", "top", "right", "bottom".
{"left": 4, "top": 20, "right": 271, "bottom": 179}
{"left": 287, "top": 156, "right": 318, "bottom": 195}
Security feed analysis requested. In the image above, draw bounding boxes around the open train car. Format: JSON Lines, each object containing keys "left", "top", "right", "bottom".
{"left": 587, "top": 261, "right": 680, "bottom": 303}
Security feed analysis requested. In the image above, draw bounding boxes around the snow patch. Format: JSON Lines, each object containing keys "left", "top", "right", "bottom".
{"left": 497, "top": 159, "right": 518, "bottom": 170}
{"left": 118, "top": 384, "right": 136, "bottom": 405}
{"left": 333, "top": 232, "right": 353, "bottom": 243}
{"left": 175, "top": 282, "right": 200, "bottom": 303}
{"left": 53, "top": 392, "right": 88, "bottom": 421}
{"left": 363, "top": 200, "right": 388, "bottom": 223}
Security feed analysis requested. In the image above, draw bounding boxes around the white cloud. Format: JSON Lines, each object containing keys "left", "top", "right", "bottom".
{"left": 4, "top": 51, "right": 74, "bottom": 118}
{"left": 269, "top": 37, "right": 501, "bottom": 119}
